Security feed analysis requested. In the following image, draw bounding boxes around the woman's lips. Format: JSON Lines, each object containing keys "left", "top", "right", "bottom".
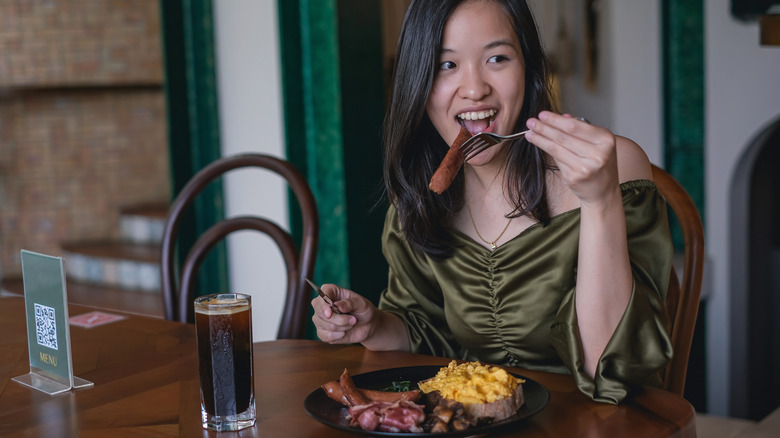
{"left": 457, "top": 109, "right": 496, "bottom": 134}
{"left": 458, "top": 109, "right": 496, "bottom": 121}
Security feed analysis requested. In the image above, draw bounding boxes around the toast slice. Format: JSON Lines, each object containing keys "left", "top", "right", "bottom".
{"left": 462, "top": 382, "right": 524, "bottom": 423}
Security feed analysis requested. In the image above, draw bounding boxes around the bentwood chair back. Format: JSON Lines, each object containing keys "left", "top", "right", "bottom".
{"left": 160, "top": 153, "right": 318, "bottom": 339}
{"left": 651, "top": 164, "right": 705, "bottom": 397}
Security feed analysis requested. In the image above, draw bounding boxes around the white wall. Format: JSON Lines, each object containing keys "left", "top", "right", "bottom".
{"left": 213, "top": 0, "right": 288, "bottom": 342}
{"left": 609, "top": 0, "right": 663, "bottom": 165}
{"left": 705, "top": 0, "right": 780, "bottom": 415}
{"left": 532, "top": 0, "right": 663, "bottom": 164}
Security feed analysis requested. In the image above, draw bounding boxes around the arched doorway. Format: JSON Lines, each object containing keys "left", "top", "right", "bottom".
{"left": 730, "top": 115, "right": 780, "bottom": 420}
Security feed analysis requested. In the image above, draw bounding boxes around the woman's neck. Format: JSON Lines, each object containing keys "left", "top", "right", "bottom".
{"left": 465, "top": 165, "right": 505, "bottom": 195}
{"left": 463, "top": 147, "right": 510, "bottom": 194}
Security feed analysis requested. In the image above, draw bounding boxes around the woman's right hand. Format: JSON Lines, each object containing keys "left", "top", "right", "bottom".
{"left": 311, "top": 284, "right": 377, "bottom": 344}
{"left": 311, "top": 284, "right": 411, "bottom": 351}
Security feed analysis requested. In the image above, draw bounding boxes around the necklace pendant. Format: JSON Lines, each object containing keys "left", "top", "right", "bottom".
{"left": 465, "top": 192, "right": 513, "bottom": 253}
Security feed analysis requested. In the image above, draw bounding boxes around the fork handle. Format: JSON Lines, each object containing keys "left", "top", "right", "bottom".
{"left": 506, "top": 129, "right": 530, "bottom": 139}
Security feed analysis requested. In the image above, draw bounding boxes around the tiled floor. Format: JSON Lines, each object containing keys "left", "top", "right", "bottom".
{"left": 696, "top": 407, "right": 780, "bottom": 437}
{"left": 697, "top": 413, "right": 756, "bottom": 437}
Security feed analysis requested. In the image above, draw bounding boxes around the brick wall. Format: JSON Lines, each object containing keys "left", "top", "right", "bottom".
{"left": 0, "top": 0, "right": 169, "bottom": 276}
{"left": 0, "top": 0, "right": 163, "bottom": 87}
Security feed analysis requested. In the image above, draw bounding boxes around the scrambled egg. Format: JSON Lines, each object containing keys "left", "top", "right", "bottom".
{"left": 418, "top": 361, "right": 523, "bottom": 405}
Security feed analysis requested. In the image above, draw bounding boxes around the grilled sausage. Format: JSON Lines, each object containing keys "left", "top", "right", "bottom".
{"left": 321, "top": 380, "right": 350, "bottom": 406}
{"left": 321, "top": 380, "right": 422, "bottom": 406}
{"left": 339, "top": 368, "right": 371, "bottom": 406}
{"left": 428, "top": 125, "right": 472, "bottom": 194}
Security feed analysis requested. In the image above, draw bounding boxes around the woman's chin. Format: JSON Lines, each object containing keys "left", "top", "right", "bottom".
{"left": 465, "top": 148, "right": 503, "bottom": 167}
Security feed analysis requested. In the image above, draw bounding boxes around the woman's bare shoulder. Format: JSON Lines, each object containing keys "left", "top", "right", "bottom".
{"left": 615, "top": 135, "right": 653, "bottom": 183}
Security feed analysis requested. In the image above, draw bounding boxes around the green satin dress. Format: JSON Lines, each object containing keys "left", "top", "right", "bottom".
{"left": 378, "top": 180, "right": 674, "bottom": 403}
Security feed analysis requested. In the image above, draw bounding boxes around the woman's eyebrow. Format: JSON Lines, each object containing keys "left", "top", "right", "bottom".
{"left": 440, "top": 39, "right": 516, "bottom": 54}
{"left": 485, "top": 39, "right": 515, "bottom": 50}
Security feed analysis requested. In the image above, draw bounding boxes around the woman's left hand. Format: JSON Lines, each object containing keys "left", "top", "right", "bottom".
{"left": 525, "top": 111, "right": 620, "bottom": 206}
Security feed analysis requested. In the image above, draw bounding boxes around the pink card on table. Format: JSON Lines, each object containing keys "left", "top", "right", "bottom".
{"left": 69, "top": 311, "right": 126, "bottom": 328}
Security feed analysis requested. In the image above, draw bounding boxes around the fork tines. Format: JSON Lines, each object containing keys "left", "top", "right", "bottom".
{"left": 461, "top": 137, "right": 495, "bottom": 161}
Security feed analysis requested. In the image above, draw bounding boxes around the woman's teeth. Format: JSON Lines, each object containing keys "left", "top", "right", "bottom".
{"left": 458, "top": 109, "right": 496, "bottom": 121}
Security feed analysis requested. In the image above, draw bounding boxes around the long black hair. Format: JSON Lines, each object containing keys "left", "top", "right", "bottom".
{"left": 383, "top": 0, "right": 556, "bottom": 259}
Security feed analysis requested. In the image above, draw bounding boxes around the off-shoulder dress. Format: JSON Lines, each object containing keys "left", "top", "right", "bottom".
{"left": 379, "top": 180, "right": 674, "bottom": 403}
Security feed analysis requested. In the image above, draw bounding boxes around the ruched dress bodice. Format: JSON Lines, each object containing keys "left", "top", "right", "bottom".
{"left": 379, "top": 180, "right": 673, "bottom": 403}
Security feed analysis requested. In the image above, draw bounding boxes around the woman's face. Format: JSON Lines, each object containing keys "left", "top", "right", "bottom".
{"left": 425, "top": 0, "right": 525, "bottom": 164}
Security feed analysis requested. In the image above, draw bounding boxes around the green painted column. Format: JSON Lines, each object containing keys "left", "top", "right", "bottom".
{"left": 278, "top": 0, "right": 350, "bottom": 289}
{"left": 160, "top": 0, "right": 227, "bottom": 295}
{"left": 662, "top": 0, "right": 706, "bottom": 247}
{"left": 661, "top": 0, "right": 706, "bottom": 410}
{"left": 337, "top": 0, "right": 389, "bottom": 304}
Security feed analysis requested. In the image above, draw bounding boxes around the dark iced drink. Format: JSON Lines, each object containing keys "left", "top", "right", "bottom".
{"left": 194, "top": 293, "right": 255, "bottom": 431}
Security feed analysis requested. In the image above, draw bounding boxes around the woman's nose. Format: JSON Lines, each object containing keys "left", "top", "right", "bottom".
{"left": 457, "top": 67, "right": 490, "bottom": 100}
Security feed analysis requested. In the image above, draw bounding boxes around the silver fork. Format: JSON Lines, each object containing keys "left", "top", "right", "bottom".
{"left": 459, "top": 130, "right": 530, "bottom": 161}
{"left": 304, "top": 277, "right": 342, "bottom": 314}
{"left": 460, "top": 117, "right": 590, "bottom": 160}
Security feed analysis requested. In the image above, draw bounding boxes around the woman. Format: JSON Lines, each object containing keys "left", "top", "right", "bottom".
{"left": 311, "top": 0, "right": 673, "bottom": 404}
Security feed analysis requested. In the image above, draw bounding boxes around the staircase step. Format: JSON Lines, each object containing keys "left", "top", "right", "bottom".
{"left": 119, "top": 202, "right": 169, "bottom": 245}
{"left": 60, "top": 241, "right": 160, "bottom": 292}
{"left": 1, "top": 277, "right": 164, "bottom": 318}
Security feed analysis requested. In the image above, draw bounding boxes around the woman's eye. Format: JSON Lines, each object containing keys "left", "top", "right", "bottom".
{"left": 439, "top": 61, "right": 456, "bottom": 70}
{"left": 488, "top": 55, "right": 509, "bottom": 64}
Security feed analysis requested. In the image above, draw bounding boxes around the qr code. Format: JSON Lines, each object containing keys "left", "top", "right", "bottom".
{"left": 34, "top": 303, "right": 58, "bottom": 350}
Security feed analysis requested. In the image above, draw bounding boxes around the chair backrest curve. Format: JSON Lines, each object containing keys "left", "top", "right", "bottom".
{"left": 651, "top": 164, "right": 705, "bottom": 397}
{"left": 161, "top": 153, "right": 318, "bottom": 340}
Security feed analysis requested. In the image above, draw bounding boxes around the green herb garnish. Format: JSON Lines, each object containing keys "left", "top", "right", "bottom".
{"left": 383, "top": 380, "right": 414, "bottom": 392}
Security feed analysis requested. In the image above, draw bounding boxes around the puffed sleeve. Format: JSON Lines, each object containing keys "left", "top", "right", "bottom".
{"left": 549, "top": 180, "right": 674, "bottom": 404}
{"left": 377, "top": 205, "right": 465, "bottom": 359}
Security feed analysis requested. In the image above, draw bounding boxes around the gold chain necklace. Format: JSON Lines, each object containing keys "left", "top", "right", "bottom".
{"left": 465, "top": 194, "right": 513, "bottom": 251}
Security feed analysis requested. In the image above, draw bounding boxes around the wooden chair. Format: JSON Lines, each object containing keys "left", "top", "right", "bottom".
{"left": 651, "top": 164, "right": 705, "bottom": 397}
{"left": 160, "top": 153, "right": 318, "bottom": 339}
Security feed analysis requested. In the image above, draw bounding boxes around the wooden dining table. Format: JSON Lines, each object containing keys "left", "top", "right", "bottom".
{"left": 0, "top": 294, "right": 696, "bottom": 437}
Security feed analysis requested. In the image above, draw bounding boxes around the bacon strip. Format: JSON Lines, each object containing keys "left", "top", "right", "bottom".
{"left": 348, "top": 400, "right": 426, "bottom": 433}
{"left": 428, "top": 125, "right": 472, "bottom": 194}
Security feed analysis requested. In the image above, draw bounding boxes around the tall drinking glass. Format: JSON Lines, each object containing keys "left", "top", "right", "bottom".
{"left": 194, "top": 293, "right": 255, "bottom": 431}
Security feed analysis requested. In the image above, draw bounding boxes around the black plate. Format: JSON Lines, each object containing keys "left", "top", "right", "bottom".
{"left": 303, "top": 365, "right": 549, "bottom": 437}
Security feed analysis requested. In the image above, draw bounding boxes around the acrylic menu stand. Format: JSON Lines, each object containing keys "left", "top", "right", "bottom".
{"left": 12, "top": 250, "right": 93, "bottom": 395}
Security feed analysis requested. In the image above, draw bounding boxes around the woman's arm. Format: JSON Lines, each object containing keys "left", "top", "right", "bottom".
{"left": 576, "top": 136, "right": 652, "bottom": 376}
{"left": 526, "top": 112, "right": 652, "bottom": 377}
